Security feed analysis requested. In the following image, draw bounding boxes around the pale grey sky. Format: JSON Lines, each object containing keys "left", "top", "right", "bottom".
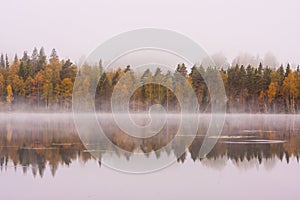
{"left": 0, "top": 0, "right": 299, "bottom": 65}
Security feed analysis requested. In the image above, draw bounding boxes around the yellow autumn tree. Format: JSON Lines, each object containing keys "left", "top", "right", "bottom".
{"left": 60, "top": 78, "right": 73, "bottom": 110}
{"left": 6, "top": 85, "right": 14, "bottom": 111}
{"left": 268, "top": 82, "right": 277, "bottom": 103}
{"left": 282, "top": 72, "right": 298, "bottom": 113}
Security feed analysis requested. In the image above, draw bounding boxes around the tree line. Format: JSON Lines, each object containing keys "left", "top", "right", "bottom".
{"left": 0, "top": 47, "right": 300, "bottom": 113}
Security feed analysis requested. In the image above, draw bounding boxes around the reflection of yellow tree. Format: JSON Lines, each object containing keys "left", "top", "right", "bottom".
{"left": 6, "top": 122, "right": 12, "bottom": 143}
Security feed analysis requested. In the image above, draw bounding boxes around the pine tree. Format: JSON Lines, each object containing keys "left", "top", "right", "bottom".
{"left": 0, "top": 54, "right": 5, "bottom": 68}
{"left": 13, "top": 54, "right": 18, "bottom": 64}
{"left": 60, "top": 59, "right": 76, "bottom": 81}
{"left": 38, "top": 47, "right": 47, "bottom": 71}
{"left": 49, "top": 48, "right": 59, "bottom": 65}
{"left": 31, "top": 47, "right": 39, "bottom": 73}
{"left": 277, "top": 64, "right": 285, "bottom": 86}
{"left": 285, "top": 63, "right": 291, "bottom": 77}
{"left": 5, "top": 54, "right": 9, "bottom": 68}
{"left": 21, "top": 51, "right": 29, "bottom": 62}
{"left": 97, "top": 72, "right": 112, "bottom": 111}
{"left": 190, "top": 65, "right": 206, "bottom": 108}
{"left": 0, "top": 73, "right": 4, "bottom": 101}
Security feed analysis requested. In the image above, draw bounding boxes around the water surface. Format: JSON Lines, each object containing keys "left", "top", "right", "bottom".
{"left": 0, "top": 113, "right": 299, "bottom": 199}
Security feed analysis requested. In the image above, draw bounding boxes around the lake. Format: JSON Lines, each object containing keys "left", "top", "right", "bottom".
{"left": 0, "top": 113, "right": 299, "bottom": 200}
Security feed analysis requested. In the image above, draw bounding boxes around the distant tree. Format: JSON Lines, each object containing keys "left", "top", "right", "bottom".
{"left": 13, "top": 54, "right": 19, "bottom": 65}
{"left": 49, "top": 48, "right": 59, "bottom": 65}
{"left": 285, "top": 63, "right": 291, "bottom": 78}
{"left": 268, "top": 81, "right": 277, "bottom": 112}
{"left": 96, "top": 72, "right": 112, "bottom": 111}
{"left": 42, "top": 82, "right": 54, "bottom": 109}
{"left": 24, "top": 76, "right": 33, "bottom": 100}
{"left": 73, "top": 77, "right": 91, "bottom": 111}
{"left": 38, "top": 47, "right": 47, "bottom": 71}
{"left": 60, "top": 59, "right": 77, "bottom": 82}
{"left": 277, "top": 64, "right": 285, "bottom": 85}
{"left": 31, "top": 47, "right": 39, "bottom": 72}
{"left": 0, "top": 54, "right": 5, "bottom": 68}
{"left": 60, "top": 78, "right": 73, "bottom": 110}
{"left": 282, "top": 72, "right": 297, "bottom": 113}
{"left": 31, "top": 72, "right": 44, "bottom": 108}
{"left": 5, "top": 54, "right": 9, "bottom": 68}
{"left": 21, "top": 51, "right": 29, "bottom": 62}
{"left": 0, "top": 73, "right": 4, "bottom": 102}
{"left": 190, "top": 65, "right": 206, "bottom": 108}
{"left": 18, "top": 62, "right": 26, "bottom": 80}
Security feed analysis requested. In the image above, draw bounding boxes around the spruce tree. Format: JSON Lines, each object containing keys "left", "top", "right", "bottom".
{"left": 0, "top": 54, "right": 5, "bottom": 68}
{"left": 5, "top": 54, "right": 9, "bottom": 68}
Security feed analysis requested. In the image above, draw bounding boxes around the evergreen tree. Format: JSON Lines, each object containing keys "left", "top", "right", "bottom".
{"left": 38, "top": 47, "right": 47, "bottom": 71}
{"left": 96, "top": 72, "right": 112, "bottom": 111}
{"left": 0, "top": 73, "right": 4, "bottom": 101}
{"left": 5, "top": 54, "right": 9, "bottom": 68}
{"left": 0, "top": 54, "right": 5, "bottom": 68}
{"left": 31, "top": 47, "right": 39, "bottom": 73}
{"left": 13, "top": 54, "right": 19, "bottom": 65}
{"left": 49, "top": 48, "right": 59, "bottom": 65}
{"left": 60, "top": 59, "right": 76, "bottom": 82}
{"left": 277, "top": 64, "right": 285, "bottom": 85}
{"left": 21, "top": 51, "right": 29, "bottom": 62}
{"left": 285, "top": 63, "right": 291, "bottom": 77}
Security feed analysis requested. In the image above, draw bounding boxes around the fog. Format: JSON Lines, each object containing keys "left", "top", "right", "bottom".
{"left": 1, "top": 112, "right": 299, "bottom": 131}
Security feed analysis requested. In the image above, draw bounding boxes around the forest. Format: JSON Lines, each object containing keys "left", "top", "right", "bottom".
{"left": 0, "top": 47, "right": 300, "bottom": 113}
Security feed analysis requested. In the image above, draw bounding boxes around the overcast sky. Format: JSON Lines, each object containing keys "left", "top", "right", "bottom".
{"left": 0, "top": 0, "right": 299, "bottom": 65}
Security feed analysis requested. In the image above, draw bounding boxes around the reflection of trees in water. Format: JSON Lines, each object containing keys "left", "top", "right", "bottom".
{"left": 0, "top": 115, "right": 300, "bottom": 177}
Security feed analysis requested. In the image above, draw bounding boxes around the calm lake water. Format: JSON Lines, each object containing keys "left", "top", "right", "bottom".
{"left": 1, "top": 113, "right": 300, "bottom": 200}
